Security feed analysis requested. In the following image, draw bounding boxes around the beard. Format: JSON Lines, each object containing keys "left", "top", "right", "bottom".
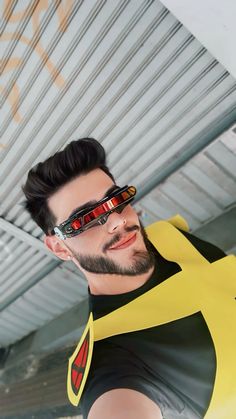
{"left": 71, "top": 223, "right": 155, "bottom": 276}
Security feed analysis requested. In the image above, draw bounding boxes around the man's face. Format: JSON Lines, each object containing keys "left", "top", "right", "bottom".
{"left": 47, "top": 169, "right": 154, "bottom": 276}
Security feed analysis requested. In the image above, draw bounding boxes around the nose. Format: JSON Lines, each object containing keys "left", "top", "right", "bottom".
{"left": 106, "top": 210, "right": 126, "bottom": 233}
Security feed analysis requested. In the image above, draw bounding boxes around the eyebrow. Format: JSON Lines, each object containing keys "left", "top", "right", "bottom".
{"left": 67, "top": 184, "right": 119, "bottom": 220}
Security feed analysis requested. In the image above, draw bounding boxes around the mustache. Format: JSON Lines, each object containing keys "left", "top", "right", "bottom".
{"left": 103, "top": 225, "right": 140, "bottom": 252}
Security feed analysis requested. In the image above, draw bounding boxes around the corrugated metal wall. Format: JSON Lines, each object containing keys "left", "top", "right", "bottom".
{"left": 0, "top": 0, "right": 236, "bottom": 349}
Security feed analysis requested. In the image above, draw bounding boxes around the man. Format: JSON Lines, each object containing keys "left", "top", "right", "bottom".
{"left": 22, "top": 138, "right": 236, "bottom": 419}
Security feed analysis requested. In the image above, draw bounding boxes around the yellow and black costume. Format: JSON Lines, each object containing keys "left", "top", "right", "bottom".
{"left": 67, "top": 216, "right": 236, "bottom": 418}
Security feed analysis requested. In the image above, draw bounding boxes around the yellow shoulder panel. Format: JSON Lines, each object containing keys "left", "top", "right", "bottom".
{"left": 67, "top": 312, "right": 94, "bottom": 406}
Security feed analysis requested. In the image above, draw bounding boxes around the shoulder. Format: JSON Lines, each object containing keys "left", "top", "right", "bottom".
{"left": 179, "top": 229, "right": 226, "bottom": 262}
{"left": 88, "top": 388, "right": 163, "bottom": 419}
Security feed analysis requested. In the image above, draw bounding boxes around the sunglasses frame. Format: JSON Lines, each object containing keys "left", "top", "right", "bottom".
{"left": 51, "top": 185, "right": 136, "bottom": 240}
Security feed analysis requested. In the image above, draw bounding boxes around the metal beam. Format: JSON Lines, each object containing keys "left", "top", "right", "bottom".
{"left": 0, "top": 218, "right": 62, "bottom": 312}
{"left": 135, "top": 108, "right": 236, "bottom": 203}
{"left": 4, "top": 298, "right": 89, "bottom": 369}
{"left": 0, "top": 217, "right": 58, "bottom": 260}
{"left": 0, "top": 259, "right": 61, "bottom": 312}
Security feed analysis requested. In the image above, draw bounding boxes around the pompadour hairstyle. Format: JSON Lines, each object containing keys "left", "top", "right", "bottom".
{"left": 22, "top": 138, "right": 114, "bottom": 235}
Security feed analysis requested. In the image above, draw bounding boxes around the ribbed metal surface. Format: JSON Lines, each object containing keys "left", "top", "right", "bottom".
{"left": 0, "top": 346, "right": 80, "bottom": 418}
{"left": 0, "top": 254, "right": 87, "bottom": 346}
{"left": 136, "top": 125, "right": 236, "bottom": 231}
{"left": 0, "top": 0, "right": 236, "bottom": 348}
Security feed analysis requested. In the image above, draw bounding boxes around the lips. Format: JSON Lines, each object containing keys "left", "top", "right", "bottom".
{"left": 108, "top": 233, "right": 137, "bottom": 250}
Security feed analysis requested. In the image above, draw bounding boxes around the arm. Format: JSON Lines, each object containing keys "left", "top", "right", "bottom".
{"left": 88, "top": 388, "right": 163, "bottom": 419}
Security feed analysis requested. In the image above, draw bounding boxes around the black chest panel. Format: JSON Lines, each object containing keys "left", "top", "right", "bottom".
{"left": 80, "top": 232, "right": 225, "bottom": 418}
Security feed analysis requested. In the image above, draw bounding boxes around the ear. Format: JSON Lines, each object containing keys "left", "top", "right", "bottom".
{"left": 44, "top": 235, "right": 71, "bottom": 261}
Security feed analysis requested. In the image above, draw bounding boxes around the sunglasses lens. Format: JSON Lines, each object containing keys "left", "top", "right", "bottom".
{"left": 71, "top": 219, "right": 82, "bottom": 230}
{"left": 115, "top": 203, "right": 127, "bottom": 214}
{"left": 56, "top": 185, "right": 136, "bottom": 238}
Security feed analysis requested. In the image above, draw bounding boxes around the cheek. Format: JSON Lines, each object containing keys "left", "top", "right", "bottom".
{"left": 69, "top": 227, "right": 103, "bottom": 254}
{"left": 68, "top": 206, "right": 139, "bottom": 252}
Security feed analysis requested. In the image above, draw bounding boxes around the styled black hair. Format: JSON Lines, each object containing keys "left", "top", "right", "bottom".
{"left": 22, "top": 138, "right": 114, "bottom": 235}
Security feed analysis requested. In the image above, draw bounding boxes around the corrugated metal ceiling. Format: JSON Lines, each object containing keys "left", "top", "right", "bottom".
{"left": 0, "top": 0, "right": 236, "bottom": 348}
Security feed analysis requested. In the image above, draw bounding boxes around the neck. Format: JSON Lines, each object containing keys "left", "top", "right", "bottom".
{"left": 87, "top": 266, "right": 155, "bottom": 296}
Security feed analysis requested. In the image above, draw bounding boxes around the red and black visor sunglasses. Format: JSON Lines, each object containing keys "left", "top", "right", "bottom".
{"left": 51, "top": 185, "right": 136, "bottom": 240}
